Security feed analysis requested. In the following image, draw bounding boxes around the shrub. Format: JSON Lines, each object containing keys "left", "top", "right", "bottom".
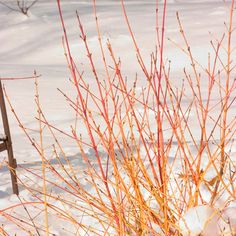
{"left": 0, "top": 0, "right": 38, "bottom": 16}
{"left": 2, "top": 0, "right": 236, "bottom": 235}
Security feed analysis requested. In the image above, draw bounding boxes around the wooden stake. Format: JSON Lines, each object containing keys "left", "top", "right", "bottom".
{"left": 0, "top": 80, "right": 19, "bottom": 195}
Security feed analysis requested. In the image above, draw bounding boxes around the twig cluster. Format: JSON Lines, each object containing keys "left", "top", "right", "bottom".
{"left": 1, "top": 0, "right": 235, "bottom": 235}
{"left": 0, "top": 0, "right": 38, "bottom": 16}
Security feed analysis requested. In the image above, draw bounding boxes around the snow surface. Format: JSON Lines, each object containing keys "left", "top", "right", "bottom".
{"left": 0, "top": 0, "right": 235, "bottom": 235}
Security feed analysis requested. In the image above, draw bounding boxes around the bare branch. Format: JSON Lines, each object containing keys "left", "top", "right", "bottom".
{"left": 26, "top": 0, "right": 39, "bottom": 11}
{"left": 0, "top": 0, "right": 39, "bottom": 16}
{"left": 0, "top": 1, "right": 20, "bottom": 12}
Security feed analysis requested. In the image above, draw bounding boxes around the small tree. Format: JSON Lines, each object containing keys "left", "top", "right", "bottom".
{"left": 0, "top": 0, "right": 39, "bottom": 16}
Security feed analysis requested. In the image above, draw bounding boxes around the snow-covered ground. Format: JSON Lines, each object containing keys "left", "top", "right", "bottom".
{"left": 0, "top": 0, "right": 235, "bottom": 235}
{"left": 0, "top": 0, "right": 233, "bottom": 160}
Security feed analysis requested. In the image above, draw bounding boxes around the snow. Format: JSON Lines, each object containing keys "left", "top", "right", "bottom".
{"left": 179, "top": 205, "right": 219, "bottom": 236}
{"left": 0, "top": 0, "right": 233, "bottom": 162}
{"left": 0, "top": 0, "right": 235, "bottom": 235}
{"left": 179, "top": 204, "right": 236, "bottom": 235}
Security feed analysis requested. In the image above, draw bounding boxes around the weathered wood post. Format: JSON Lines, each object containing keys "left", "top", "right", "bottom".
{"left": 0, "top": 80, "right": 19, "bottom": 195}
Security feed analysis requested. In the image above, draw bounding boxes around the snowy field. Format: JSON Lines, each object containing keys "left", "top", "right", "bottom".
{"left": 0, "top": 0, "right": 235, "bottom": 235}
